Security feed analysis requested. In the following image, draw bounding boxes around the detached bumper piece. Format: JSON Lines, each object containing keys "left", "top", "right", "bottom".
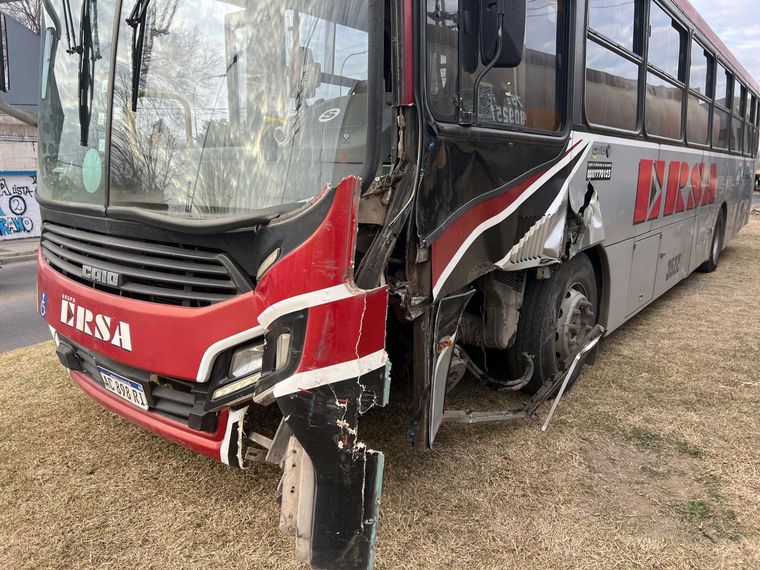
{"left": 277, "top": 372, "right": 387, "bottom": 570}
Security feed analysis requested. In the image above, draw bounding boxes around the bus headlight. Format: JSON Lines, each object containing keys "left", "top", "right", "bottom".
{"left": 212, "top": 372, "right": 262, "bottom": 401}
{"left": 229, "top": 343, "right": 264, "bottom": 379}
{"left": 212, "top": 343, "right": 265, "bottom": 401}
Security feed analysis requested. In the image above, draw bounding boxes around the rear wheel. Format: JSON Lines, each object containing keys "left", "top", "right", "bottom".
{"left": 507, "top": 253, "right": 598, "bottom": 394}
{"left": 698, "top": 210, "right": 724, "bottom": 273}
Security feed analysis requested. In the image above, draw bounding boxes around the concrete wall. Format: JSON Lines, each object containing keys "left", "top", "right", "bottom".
{"left": 0, "top": 139, "right": 38, "bottom": 241}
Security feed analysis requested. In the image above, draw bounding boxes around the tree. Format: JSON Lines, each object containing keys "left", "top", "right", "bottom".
{"left": 0, "top": 0, "right": 41, "bottom": 34}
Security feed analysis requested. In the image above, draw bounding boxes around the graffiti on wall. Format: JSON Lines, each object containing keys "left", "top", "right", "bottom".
{"left": 0, "top": 171, "right": 39, "bottom": 240}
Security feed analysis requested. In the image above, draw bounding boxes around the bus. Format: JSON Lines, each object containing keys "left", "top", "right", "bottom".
{"left": 35, "top": 0, "right": 757, "bottom": 568}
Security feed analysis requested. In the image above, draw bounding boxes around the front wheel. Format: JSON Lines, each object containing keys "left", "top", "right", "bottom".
{"left": 698, "top": 211, "right": 724, "bottom": 273}
{"left": 507, "top": 253, "right": 598, "bottom": 394}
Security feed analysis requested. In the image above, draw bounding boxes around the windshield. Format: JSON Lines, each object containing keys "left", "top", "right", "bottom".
{"left": 38, "top": 0, "right": 115, "bottom": 207}
{"left": 39, "top": 0, "right": 370, "bottom": 220}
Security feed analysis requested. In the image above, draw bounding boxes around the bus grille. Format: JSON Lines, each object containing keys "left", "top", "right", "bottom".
{"left": 41, "top": 222, "right": 251, "bottom": 307}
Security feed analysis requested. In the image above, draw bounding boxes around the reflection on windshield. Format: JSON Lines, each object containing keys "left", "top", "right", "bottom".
{"left": 109, "top": 0, "right": 370, "bottom": 218}
{"left": 38, "top": 0, "right": 114, "bottom": 206}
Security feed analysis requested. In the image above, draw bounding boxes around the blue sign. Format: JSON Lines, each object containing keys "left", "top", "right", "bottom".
{"left": 40, "top": 292, "right": 47, "bottom": 317}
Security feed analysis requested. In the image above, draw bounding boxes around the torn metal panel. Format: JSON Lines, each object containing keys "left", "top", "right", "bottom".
{"left": 280, "top": 436, "right": 316, "bottom": 562}
{"left": 570, "top": 185, "right": 606, "bottom": 256}
{"left": 496, "top": 171, "right": 570, "bottom": 271}
{"left": 410, "top": 289, "right": 475, "bottom": 448}
{"left": 276, "top": 371, "right": 388, "bottom": 570}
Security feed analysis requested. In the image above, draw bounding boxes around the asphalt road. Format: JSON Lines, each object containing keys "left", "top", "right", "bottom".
{"left": 0, "top": 260, "right": 49, "bottom": 353}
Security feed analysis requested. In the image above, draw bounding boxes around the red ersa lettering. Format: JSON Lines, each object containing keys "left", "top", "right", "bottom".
{"left": 633, "top": 160, "right": 717, "bottom": 224}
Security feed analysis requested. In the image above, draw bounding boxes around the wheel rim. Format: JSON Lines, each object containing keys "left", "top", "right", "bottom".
{"left": 555, "top": 283, "right": 595, "bottom": 364}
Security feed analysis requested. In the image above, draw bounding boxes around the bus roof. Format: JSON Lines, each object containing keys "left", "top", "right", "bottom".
{"left": 672, "top": 0, "right": 760, "bottom": 95}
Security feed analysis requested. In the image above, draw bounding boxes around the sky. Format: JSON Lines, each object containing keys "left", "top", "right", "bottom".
{"left": 689, "top": 0, "right": 760, "bottom": 84}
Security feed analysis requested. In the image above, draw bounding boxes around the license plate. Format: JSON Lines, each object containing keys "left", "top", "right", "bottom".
{"left": 98, "top": 367, "right": 149, "bottom": 411}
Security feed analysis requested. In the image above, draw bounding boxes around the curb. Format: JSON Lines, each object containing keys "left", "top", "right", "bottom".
{"left": 0, "top": 252, "right": 37, "bottom": 266}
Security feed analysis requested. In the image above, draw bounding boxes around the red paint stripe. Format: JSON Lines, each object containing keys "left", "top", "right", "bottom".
{"left": 402, "top": 0, "right": 415, "bottom": 105}
{"left": 431, "top": 141, "right": 583, "bottom": 288}
{"left": 297, "top": 288, "right": 388, "bottom": 374}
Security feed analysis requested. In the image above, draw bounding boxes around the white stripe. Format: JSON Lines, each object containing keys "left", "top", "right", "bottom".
{"left": 48, "top": 325, "right": 60, "bottom": 347}
{"left": 196, "top": 283, "right": 358, "bottom": 382}
{"left": 433, "top": 140, "right": 590, "bottom": 299}
{"left": 273, "top": 349, "right": 388, "bottom": 398}
{"left": 571, "top": 130, "right": 755, "bottom": 161}
{"left": 494, "top": 143, "right": 594, "bottom": 269}
{"left": 219, "top": 406, "right": 248, "bottom": 465}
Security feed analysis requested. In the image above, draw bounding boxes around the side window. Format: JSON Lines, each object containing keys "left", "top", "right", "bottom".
{"left": 715, "top": 64, "right": 729, "bottom": 108}
{"left": 425, "top": 3, "right": 459, "bottom": 121}
{"left": 585, "top": 0, "right": 642, "bottom": 131}
{"left": 425, "top": 0, "right": 566, "bottom": 133}
{"left": 645, "top": 2, "right": 685, "bottom": 140}
{"left": 686, "top": 40, "right": 711, "bottom": 146}
{"left": 647, "top": 2, "right": 684, "bottom": 79}
{"left": 688, "top": 40, "right": 710, "bottom": 96}
{"left": 712, "top": 65, "right": 731, "bottom": 150}
{"left": 0, "top": 14, "right": 8, "bottom": 93}
{"left": 588, "top": 0, "right": 636, "bottom": 51}
{"left": 731, "top": 78, "right": 743, "bottom": 153}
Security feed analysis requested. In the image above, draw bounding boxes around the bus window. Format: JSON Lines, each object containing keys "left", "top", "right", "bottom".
{"left": 585, "top": 1, "right": 641, "bottom": 132}
{"left": 713, "top": 107, "right": 730, "bottom": 150}
{"left": 426, "top": 0, "right": 565, "bottom": 133}
{"left": 645, "top": 2, "right": 685, "bottom": 140}
{"left": 648, "top": 2, "right": 685, "bottom": 81}
{"left": 741, "top": 85, "right": 749, "bottom": 119}
{"left": 734, "top": 78, "right": 743, "bottom": 113}
{"left": 425, "top": 2, "right": 458, "bottom": 121}
{"left": 585, "top": 42, "right": 639, "bottom": 131}
{"left": 588, "top": 0, "right": 636, "bottom": 52}
{"left": 715, "top": 65, "right": 729, "bottom": 109}
{"left": 688, "top": 40, "right": 710, "bottom": 97}
{"left": 686, "top": 94, "right": 709, "bottom": 145}
{"left": 686, "top": 39, "right": 711, "bottom": 146}
{"left": 731, "top": 116, "right": 742, "bottom": 153}
{"left": 646, "top": 72, "right": 683, "bottom": 140}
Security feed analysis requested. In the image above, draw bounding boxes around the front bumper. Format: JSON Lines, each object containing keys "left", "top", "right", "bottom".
{"left": 70, "top": 368, "right": 230, "bottom": 462}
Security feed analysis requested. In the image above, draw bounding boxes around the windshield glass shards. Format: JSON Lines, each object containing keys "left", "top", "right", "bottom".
{"left": 108, "top": 0, "right": 370, "bottom": 219}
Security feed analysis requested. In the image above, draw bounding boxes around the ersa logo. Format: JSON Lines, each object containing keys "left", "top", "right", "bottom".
{"left": 60, "top": 295, "right": 133, "bottom": 351}
{"left": 634, "top": 160, "right": 717, "bottom": 224}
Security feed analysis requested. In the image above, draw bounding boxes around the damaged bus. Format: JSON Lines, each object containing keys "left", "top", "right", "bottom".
{"left": 36, "top": 0, "right": 758, "bottom": 568}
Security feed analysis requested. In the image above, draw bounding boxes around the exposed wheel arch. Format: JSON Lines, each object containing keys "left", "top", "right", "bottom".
{"left": 575, "top": 245, "right": 609, "bottom": 330}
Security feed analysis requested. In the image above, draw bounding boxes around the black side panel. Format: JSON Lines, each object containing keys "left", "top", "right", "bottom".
{"left": 276, "top": 372, "right": 386, "bottom": 570}
{"left": 416, "top": 134, "right": 564, "bottom": 242}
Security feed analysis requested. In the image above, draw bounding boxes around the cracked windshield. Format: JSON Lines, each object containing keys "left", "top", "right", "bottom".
{"left": 39, "top": 0, "right": 370, "bottom": 218}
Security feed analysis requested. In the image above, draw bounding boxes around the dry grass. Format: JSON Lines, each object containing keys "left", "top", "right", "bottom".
{"left": 2, "top": 220, "right": 760, "bottom": 570}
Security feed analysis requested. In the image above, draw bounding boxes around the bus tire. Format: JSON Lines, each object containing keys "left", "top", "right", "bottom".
{"left": 507, "top": 253, "right": 598, "bottom": 395}
{"left": 698, "top": 210, "right": 724, "bottom": 273}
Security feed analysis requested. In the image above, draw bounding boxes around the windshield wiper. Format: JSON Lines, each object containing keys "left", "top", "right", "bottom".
{"left": 77, "top": 0, "right": 101, "bottom": 146}
{"left": 126, "top": 0, "right": 151, "bottom": 112}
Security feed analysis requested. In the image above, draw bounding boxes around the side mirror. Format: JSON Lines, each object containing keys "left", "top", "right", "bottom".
{"left": 480, "top": 0, "right": 526, "bottom": 68}
{"left": 459, "top": 2, "right": 479, "bottom": 74}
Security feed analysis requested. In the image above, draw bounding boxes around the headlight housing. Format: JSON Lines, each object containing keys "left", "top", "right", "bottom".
{"left": 211, "top": 342, "right": 264, "bottom": 401}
